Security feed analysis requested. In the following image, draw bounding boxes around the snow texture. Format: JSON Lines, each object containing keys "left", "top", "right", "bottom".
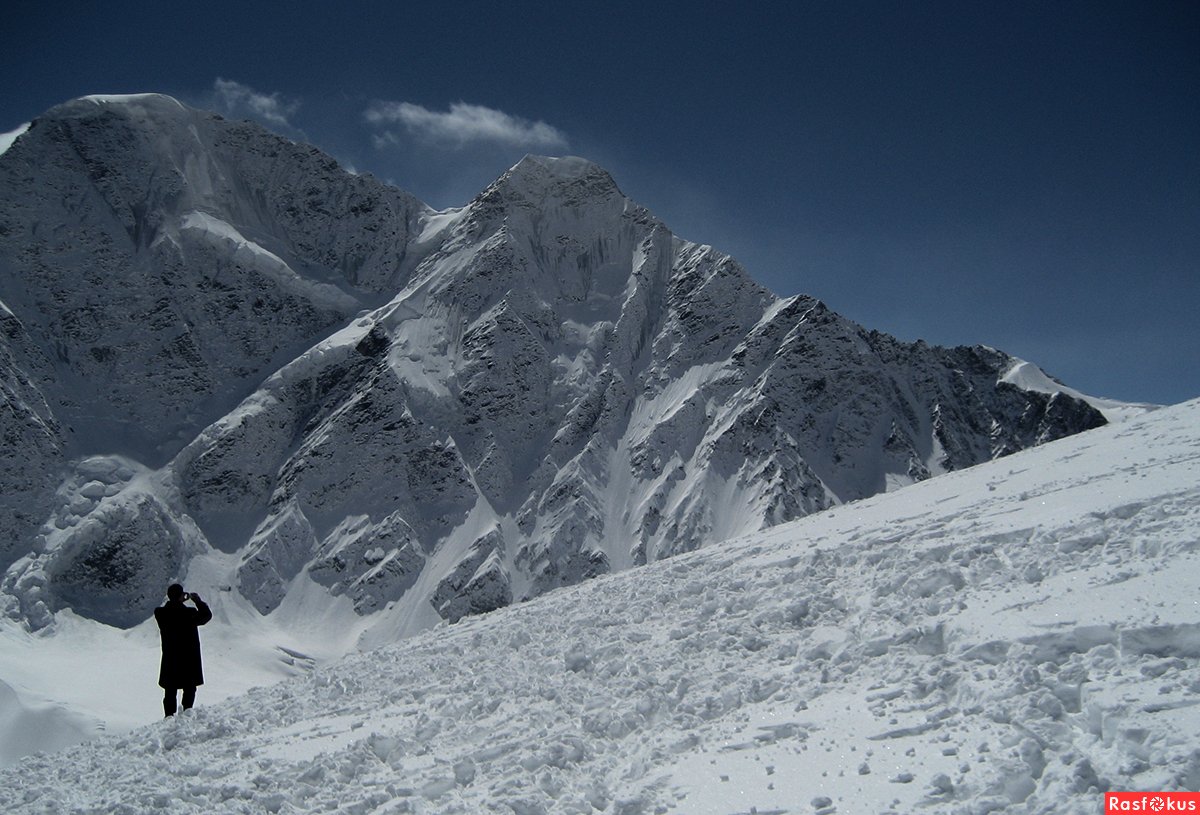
{"left": 1, "top": 395, "right": 1197, "bottom": 813}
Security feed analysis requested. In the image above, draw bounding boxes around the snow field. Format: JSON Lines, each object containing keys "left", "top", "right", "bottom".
{"left": 1, "top": 399, "right": 1198, "bottom": 814}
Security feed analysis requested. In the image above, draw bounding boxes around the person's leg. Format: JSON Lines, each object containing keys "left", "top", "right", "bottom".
{"left": 163, "top": 689, "right": 178, "bottom": 717}
{"left": 181, "top": 686, "right": 196, "bottom": 710}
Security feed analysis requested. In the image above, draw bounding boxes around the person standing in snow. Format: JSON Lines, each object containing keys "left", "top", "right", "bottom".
{"left": 154, "top": 583, "right": 213, "bottom": 717}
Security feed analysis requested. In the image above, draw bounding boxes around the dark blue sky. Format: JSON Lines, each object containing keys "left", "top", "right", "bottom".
{"left": 4, "top": 1, "right": 1197, "bottom": 404}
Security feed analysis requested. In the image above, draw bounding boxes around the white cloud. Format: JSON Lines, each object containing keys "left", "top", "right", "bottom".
{"left": 213, "top": 78, "right": 300, "bottom": 129}
{"left": 365, "top": 101, "right": 567, "bottom": 150}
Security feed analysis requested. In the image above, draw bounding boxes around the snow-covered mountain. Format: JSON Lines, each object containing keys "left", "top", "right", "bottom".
{"left": 0, "top": 94, "right": 1115, "bottom": 641}
{"left": 2, "top": 391, "right": 1196, "bottom": 812}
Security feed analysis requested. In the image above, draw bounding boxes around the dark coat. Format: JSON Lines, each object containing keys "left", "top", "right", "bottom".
{"left": 154, "top": 598, "right": 212, "bottom": 689}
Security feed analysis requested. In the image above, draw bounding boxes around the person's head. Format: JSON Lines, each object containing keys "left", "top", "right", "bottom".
{"left": 167, "top": 583, "right": 185, "bottom": 602}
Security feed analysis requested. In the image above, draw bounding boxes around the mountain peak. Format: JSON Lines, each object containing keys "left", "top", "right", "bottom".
{"left": 514, "top": 154, "right": 606, "bottom": 179}
{"left": 485, "top": 154, "right": 623, "bottom": 203}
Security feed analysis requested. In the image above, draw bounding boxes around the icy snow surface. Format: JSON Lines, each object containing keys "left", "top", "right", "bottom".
{"left": 1, "top": 398, "right": 1198, "bottom": 813}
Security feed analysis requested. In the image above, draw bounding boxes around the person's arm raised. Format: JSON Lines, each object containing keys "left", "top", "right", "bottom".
{"left": 190, "top": 593, "right": 213, "bottom": 625}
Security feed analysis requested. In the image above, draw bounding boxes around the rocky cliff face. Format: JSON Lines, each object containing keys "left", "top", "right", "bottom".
{"left": 0, "top": 96, "right": 1108, "bottom": 635}
{"left": 0, "top": 95, "right": 426, "bottom": 461}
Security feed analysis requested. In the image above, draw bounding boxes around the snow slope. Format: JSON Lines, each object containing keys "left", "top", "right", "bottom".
{"left": 2, "top": 397, "right": 1196, "bottom": 813}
